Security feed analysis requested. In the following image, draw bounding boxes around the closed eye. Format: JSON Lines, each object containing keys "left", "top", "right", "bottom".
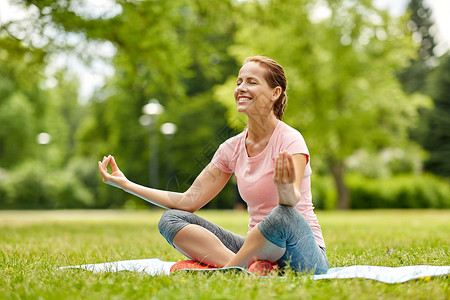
{"left": 236, "top": 78, "right": 259, "bottom": 86}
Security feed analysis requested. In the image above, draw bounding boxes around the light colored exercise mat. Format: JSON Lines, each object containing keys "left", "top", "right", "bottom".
{"left": 61, "top": 258, "right": 450, "bottom": 284}
{"left": 61, "top": 258, "right": 176, "bottom": 276}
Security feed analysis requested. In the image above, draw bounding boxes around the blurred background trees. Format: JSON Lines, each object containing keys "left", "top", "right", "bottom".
{"left": 0, "top": 0, "right": 449, "bottom": 210}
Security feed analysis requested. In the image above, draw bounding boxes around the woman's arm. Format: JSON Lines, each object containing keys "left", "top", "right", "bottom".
{"left": 98, "top": 155, "right": 231, "bottom": 212}
{"left": 273, "top": 151, "right": 307, "bottom": 207}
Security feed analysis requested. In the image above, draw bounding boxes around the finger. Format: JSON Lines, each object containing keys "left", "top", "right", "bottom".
{"left": 279, "top": 152, "right": 285, "bottom": 181}
{"left": 101, "top": 156, "right": 107, "bottom": 167}
{"left": 101, "top": 155, "right": 111, "bottom": 169}
{"left": 99, "top": 161, "right": 107, "bottom": 176}
{"left": 98, "top": 161, "right": 104, "bottom": 174}
{"left": 100, "top": 156, "right": 112, "bottom": 174}
{"left": 282, "top": 153, "right": 290, "bottom": 183}
{"left": 282, "top": 153, "right": 289, "bottom": 183}
{"left": 286, "top": 153, "right": 295, "bottom": 182}
{"left": 274, "top": 154, "right": 281, "bottom": 182}
{"left": 98, "top": 161, "right": 109, "bottom": 182}
{"left": 99, "top": 157, "right": 107, "bottom": 171}
{"left": 109, "top": 156, "right": 120, "bottom": 172}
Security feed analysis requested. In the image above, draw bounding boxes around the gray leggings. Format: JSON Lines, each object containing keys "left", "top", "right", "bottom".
{"left": 158, "top": 205, "right": 329, "bottom": 274}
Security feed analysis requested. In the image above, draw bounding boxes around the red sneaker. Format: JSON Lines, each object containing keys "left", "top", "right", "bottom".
{"left": 170, "top": 260, "right": 216, "bottom": 273}
{"left": 248, "top": 260, "right": 278, "bottom": 276}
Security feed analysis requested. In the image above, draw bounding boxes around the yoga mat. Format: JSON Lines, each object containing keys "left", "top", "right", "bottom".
{"left": 61, "top": 258, "right": 450, "bottom": 283}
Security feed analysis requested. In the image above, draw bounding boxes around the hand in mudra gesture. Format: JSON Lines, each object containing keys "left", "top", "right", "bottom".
{"left": 98, "top": 155, "right": 128, "bottom": 189}
{"left": 273, "top": 151, "right": 300, "bottom": 207}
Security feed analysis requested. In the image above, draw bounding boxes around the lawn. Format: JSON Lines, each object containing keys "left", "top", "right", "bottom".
{"left": 1, "top": 209, "right": 449, "bottom": 299}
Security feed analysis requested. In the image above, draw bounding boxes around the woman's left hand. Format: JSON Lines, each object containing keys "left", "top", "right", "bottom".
{"left": 98, "top": 155, "right": 129, "bottom": 190}
{"left": 273, "top": 151, "right": 301, "bottom": 206}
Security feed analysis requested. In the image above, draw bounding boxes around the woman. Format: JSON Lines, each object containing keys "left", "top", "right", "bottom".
{"left": 98, "top": 56, "right": 330, "bottom": 274}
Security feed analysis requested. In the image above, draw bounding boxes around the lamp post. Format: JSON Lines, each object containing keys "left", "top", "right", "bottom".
{"left": 140, "top": 99, "right": 164, "bottom": 188}
{"left": 36, "top": 132, "right": 51, "bottom": 169}
{"left": 160, "top": 122, "right": 177, "bottom": 185}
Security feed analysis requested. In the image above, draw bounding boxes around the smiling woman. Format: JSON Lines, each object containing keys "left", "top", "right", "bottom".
{"left": 99, "top": 56, "right": 329, "bottom": 275}
{"left": 235, "top": 56, "right": 287, "bottom": 121}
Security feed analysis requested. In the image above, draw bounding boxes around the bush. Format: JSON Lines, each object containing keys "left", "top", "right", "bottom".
{"left": 1, "top": 161, "right": 53, "bottom": 209}
{"left": 46, "top": 170, "right": 95, "bottom": 208}
{"left": 0, "top": 161, "right": 94, "bottom": 209}
{"left": 311, "top": 174, "right": 337, "bottom": 210}
{"left": 347, "top": 174, "right": 450, "bottom": 209}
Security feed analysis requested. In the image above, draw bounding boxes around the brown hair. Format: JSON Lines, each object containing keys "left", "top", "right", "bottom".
{"left": 243, "top": 56, "right": 287, "bottom": 120}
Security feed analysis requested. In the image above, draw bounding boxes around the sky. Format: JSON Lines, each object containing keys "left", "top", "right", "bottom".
{"left": 1, "top": 0, "right": 449, "bottom": 100}
{"left": 373, "top": 0, "right": 450, "bottom": 55}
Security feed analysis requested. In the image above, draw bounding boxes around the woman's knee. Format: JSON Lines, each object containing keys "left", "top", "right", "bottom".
{"left": 265, "top": 205, "right": 303, "bottom": 227}
{"left": 258, "top": 205, "right": 309, "bottom": 247}
{"left": 158, "top": 209, "right": 193, "bottom": 246}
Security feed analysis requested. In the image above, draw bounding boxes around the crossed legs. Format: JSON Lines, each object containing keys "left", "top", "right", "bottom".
{"left": 159, "top": 205, "right": 329, "bottom": 274}
{"left": 159, "top": 208, "right": 286, "bottom": 269}
{"left": 158, "top": 152, "right": 328, "bottom": 272}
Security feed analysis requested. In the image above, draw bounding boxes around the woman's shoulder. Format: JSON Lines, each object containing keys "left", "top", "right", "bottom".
{"left": 212, "top": 130, "right": 246, "bottom": 172}
{"left": 273, "top": 121, "right": 309, "bottom": 152}
{"left": 217, "top": 129, "right": 246, "bottom": 153}
{"left": 221, "top": 129, "right": 246, "bottom": 146}
{"left": 277, "top": 121, "right": 304, "bottom": 140}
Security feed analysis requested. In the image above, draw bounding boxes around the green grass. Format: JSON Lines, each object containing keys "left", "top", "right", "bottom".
{"left": 1, "top": 209, "right": 449, "bottom": 299}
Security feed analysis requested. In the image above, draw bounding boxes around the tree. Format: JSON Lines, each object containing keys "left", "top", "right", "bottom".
{"left": 398, "top": 0, "right": 438, "bottom": 94}
{"left": 3, "top": 0, "right": 242, "bottom": 208}
{"left": 215, "top": 0, "right": 429, "bottom": 209}
{"left": 67, "top": 0, "right": 240, "bottom": 207}
{"left": 0, "top": 12, "right": 47, "bottom": 168}
{"left": 397, "top": 0, "right": 449, "bottom": 177}
{"left": 420, "top": 54, "right": 450, "bottom": 176}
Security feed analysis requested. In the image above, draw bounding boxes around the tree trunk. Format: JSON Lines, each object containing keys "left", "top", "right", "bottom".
{"left": 329, "top": 158, "right": 350, "bottom": 210}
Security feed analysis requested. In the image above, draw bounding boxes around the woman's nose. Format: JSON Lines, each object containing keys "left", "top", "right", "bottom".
{"left": 236, "top": 82, "right": 246, "bottom": 92}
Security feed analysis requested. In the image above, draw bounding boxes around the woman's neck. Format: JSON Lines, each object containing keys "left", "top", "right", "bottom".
{"left": 246, "top": 113, "right": 279, "bottom": 143}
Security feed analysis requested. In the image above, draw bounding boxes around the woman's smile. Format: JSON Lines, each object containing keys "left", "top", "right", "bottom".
{"left": 237, "top": 96, "right": 253, "bottom": 104}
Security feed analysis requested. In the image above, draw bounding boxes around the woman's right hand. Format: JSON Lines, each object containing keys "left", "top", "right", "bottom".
{"left": 273, "top": 151, "right": 302, "bottom": 207}
{"left": 98, "top": 155, "right": 129, "bottom": 189}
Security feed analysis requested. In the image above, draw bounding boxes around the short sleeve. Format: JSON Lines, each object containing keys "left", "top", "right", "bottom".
{"left": 282, "top": 132, "right": 310, "bottom": 165}
{"left": 211, "top": 142, "right": 234, "bottom": 174}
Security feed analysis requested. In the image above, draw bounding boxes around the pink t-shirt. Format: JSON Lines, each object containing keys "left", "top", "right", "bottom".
{"left": 211, "top": 121, "right": 325, "bottom": 248}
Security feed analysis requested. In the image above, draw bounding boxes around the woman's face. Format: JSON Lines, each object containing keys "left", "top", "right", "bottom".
{"left": 234, "top": 62, "right": 281, "bottom": 118}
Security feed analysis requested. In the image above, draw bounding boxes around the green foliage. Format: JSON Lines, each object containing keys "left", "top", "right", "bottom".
{"left": 71, "top": 0, "right": 240, "bottom": 193}
{"left": 311, "top": 173, "right": 450, "bottom": 210}
{"left": 0, "top": 0, "right": 447, "bottom": 210}
{"left": 215, "top": 0, "right": 430, "bottom": 208}
{"left": 398, "top": 0, "right": 438, "bottom": 94}
{"left": 345, "top": 147, "right": 426, "bottom": 178}
{"left": 0, "top": 92, "right": 36, "bottom": 168}
{"left": 398, "top": 0, "right": 449, "bottom": 179}
{"left": 419, "top": 54, "right": 450, "bottom": 177}
{"left": 0, "top": 161, "right": 94, "bottom": 209}
{"left": 220, "top": 0, "right": 424, "bottom": 159}
{"left": 347, "top": 174, "right": 450, "bottom": 209}
{"left": 311, "top": 174, "right": 337, "bottom": 210}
